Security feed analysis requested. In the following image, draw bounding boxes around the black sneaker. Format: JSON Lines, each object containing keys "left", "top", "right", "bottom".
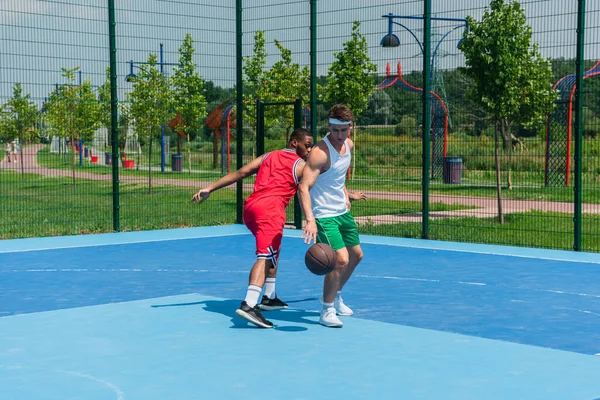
{"left": 259, "top": 295, "right": 289, "bottom": 311}
{"left": 235, "top": 301, "right": 273, "bottom": 328}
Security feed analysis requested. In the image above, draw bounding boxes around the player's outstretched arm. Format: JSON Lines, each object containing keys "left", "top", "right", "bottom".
{"left": 191, "top": 155, "right": 264, "bottom": 204}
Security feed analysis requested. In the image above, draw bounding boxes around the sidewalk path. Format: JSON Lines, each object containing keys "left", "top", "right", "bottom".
{"left": 2, "top": 144, "right": 599, "bottom": 224}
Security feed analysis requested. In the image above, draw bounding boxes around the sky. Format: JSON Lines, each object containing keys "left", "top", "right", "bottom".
{"left": 0, "top": 0, "right": 598, "bottom": 107}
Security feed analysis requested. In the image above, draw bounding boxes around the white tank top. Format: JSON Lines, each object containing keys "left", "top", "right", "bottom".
{"left": 310, "top": 134, "right": 351, "bottom": 219}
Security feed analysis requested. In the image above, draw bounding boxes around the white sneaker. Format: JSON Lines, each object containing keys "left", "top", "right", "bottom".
{"left": 319, "top": 293, "right": 354, "bottom": 316}
{"left": 319, "top": 307, "right": 343, "bottom": 328}
{"left": 334, "top": 293, "right": 353, "bottom": 316}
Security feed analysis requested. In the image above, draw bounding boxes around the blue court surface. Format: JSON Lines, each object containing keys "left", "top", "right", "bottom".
{"left": 2, "top": 225, "right": 600, "bottom": 399}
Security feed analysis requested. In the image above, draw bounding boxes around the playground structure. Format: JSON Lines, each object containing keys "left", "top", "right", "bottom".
{"left": 545, "top": 60, "right": 600, "bottom": 187}
{"left": 378, "top": 61, "right": 449, "bottom": 179}
{"left": 204, "top": 100, "right": 312, "bottom": 174}
{"left": 204, "top": 100, "right": 236, "bottom": 174}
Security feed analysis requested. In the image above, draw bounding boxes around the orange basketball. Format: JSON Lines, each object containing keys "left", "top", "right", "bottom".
{"left": 305, "top": 243, "right": 336, "bottom": 275}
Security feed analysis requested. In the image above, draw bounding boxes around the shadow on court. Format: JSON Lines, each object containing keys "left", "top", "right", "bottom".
{"left": 151, "top": 297, "right": 320, "bottom": 331}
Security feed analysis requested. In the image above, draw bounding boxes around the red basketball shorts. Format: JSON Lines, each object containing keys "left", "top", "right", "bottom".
{"left": 243, "top": 201, "right": 286, "bottom": 267}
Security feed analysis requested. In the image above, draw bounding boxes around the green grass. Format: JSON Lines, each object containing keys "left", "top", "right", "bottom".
{"left": 35, "top": 147, "right": 232, "bottom": 181}
{"left": 358, "top": 211, "right": 600, "bottom": 252}
{"left": 0, "top": 172, "right": 469, "bottom": 239}
{"left": 4, "top": 153, "right": 600, "bottom": 252}
{"left": 0, "top": 173, "right": 237, "bottom": 239}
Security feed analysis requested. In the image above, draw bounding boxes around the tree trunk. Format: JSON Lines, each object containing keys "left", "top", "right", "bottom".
{"left": 148, "top": 135, "right": 153, "bottom": 195}
{"left": 136, "top": 134, "right": 141, "bottom": 171}
{"left": 18, "top": 130, "right": 25, "bottom": 183}
{"left": 70, "top": 113, "right": 76, "bottom": 186}
{"left": 494, "top": 122, "right": 504, "bottom": 224}
{"left": 213, "top": 134, "right": 218, "bottom": 169}
{"left": 187, "top": 134, "right": 191, "bottom": 173}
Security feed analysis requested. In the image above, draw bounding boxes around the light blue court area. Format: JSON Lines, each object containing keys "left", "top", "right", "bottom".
{"left": 2, "top": 226, "right": 600, "bottom": 399}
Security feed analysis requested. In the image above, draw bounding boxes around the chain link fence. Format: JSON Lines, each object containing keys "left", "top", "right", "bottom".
{"left": 1, "top": 0, "right": 599, "bottom": 252}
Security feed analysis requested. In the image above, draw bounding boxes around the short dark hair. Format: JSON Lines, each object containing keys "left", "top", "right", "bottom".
{"left": 288, "top": 127, "right": 311, "bottom": 144}
{"left": 328, "top": 104, "right": 355, "bottom": 122}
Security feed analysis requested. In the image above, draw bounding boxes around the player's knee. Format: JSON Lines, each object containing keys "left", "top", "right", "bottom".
{"left": 335, "top": 254, "right": 350, "bottom": 270}
{"left": 355, "top": 249, "right": 364, "bottom": 263}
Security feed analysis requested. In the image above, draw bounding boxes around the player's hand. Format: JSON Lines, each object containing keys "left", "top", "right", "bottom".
{"left": 301, "top": 220, "right": 318, "bottom": 244}
{"left": 191, "top": 189, "right": 210, "bottom": 204}
{"left": 349, "top": 191, "right": 367, "bottom": 202}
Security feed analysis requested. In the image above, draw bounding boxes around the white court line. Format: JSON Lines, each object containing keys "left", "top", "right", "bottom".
{"left": 59, "top": 370, "right": 125, "bottom": 400}
{"left": 360, "top": 242, "right": 600, "bottom": 265}
{"left": 357, "top": 273, "right": 600, "bottom": 300}
{"left": 281, "top": 229, "right": 600, "bottom": 265}
{"left": 0, "top": 366, "right": 125, "bottom": 400}
{"left": 0, "top": 232, "right": 249, "bottom": 254}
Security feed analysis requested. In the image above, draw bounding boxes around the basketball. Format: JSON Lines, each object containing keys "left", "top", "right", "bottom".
{"left": 305, "top": 243, "right": 336, "bottom": 275}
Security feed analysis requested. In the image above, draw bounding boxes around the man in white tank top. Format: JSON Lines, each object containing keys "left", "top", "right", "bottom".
{"left": 298, "top": 104, "right": 364, "bottom": 328}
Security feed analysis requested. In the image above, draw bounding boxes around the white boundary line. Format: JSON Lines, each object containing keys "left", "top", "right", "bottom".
{"left": 2, "top": 225, "right": 599, "bottom": 265}
{"left": 283, "top": 229, "right": 600, "bottom": 265}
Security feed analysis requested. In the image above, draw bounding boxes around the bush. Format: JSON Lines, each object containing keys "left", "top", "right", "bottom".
{"left": 395, "top": 115, "right": 417, "bottom": 136}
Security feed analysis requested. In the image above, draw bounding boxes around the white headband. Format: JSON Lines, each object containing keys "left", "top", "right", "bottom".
{"left": 329, "top": 118, "right": 352, "bottom": 125}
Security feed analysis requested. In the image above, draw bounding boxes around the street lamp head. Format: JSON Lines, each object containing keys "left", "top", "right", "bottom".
{"left": 380, "top": 33, "right": 400, "bottom": 48}
{"left": 125, "top": 60, "right": 138, "bottom": 82}
{"left": 125, "top": 73, "right": 137, "bottom": 82}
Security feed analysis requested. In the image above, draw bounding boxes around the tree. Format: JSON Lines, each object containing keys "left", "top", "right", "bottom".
{"left": 0, "top": 83, "right": 38, "bottom": 181}
{"left": 322, "top": 20, "right": 377, "bottom": 120}
{"left": 243, "top": 30, "right": 268, "bottom": 130}
{"left": 170, "top": 33, "right": 207, "bottom": 173}
{"left": 45, "top": 67, "right": 102, "bottom": 185}
{"left": 127, "top": 53, "right": 173, "bottom": 194}
{"left": 262, "top": 39, "right": 310, "bottom": 136}
{"left": 97, "top": 67, "right": 112, "bottom": 131}
{"left": 459, "top": 0, "right": 555, "bottom": 223}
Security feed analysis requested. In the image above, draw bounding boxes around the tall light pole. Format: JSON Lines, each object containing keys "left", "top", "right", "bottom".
{"left": 380, "top": 12, "right": 467, "bottom": 239}
{"left": 125, "top": 43, "right": 177, "bottom": 173}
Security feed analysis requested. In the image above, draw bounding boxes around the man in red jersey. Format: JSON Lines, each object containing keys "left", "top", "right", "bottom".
{"left": 192, "top": 128, "right": 313, "bottom": 328}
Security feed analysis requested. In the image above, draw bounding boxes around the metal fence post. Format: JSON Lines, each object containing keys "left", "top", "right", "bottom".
{"left": 107, "top": 0, "right": 120, "bottom": 232}
{"left": 574, "top": 0, "right": 586, "bottom": 251}
{"left": 294, "top": 98, "right": 303, "bottom": 229}
{"left": 421, "top": 0, "right": 432, "bottom": 239}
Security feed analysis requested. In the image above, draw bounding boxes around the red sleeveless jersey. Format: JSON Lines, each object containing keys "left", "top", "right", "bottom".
{"left": 245, "top": 149, "right": 302, "bottom": 210}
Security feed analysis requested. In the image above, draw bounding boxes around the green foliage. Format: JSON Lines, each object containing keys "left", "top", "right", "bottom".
{"left": 126, "top": 54, "right": 173, "bottom": 192}
{"left": 170, "top": 34, "right": 208, "bottom": 171}
{"left": 242, "top": 30, "right": 268, "bottom": 129}
{"left": 46, "top": 68, "right": 102, "bottom": 143}
{"left": 242, "top": 31, "right": 310, "bottom": 141}
{"left": 395, "top": 115, "right": 417, "bottom": 136}
{"left": 97, "top": 67, "right": 112, "bottom": 130}
{"left": 0, "top": 83, "right": 37, "bottom": 142}
{"left": 44, "top": 67, "right": 103, "bottom": 184}
{"left": 170, "top": 34, "right": 207, "bottom": 137}
{"left": 127, "top": 54, "right": 172, "bottom": 139}
{"left": 262, "top": 39, "right": 310, "bottom": 135}
{"left": 459, "top": 0, "right": 556, "bottom": 130}
{"left": 322, "top": 21, "right": 377, "bottom": 120}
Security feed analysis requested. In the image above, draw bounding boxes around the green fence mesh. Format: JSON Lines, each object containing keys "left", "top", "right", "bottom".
{"left": 1, "top": 0, "right": 599, "bottom": 252}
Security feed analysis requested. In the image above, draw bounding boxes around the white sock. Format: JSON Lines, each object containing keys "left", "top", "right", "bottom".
{"left": 264, "top": 278, "right": 276, "bottom": 299}
{"left": 244, "top": 285, "right": 262, "bottom": 307}
{"left": 322, "top": 302, "right": 334, "bottom": 310}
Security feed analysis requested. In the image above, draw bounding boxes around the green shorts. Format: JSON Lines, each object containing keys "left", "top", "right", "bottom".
{"left": 315, "top": 212, "right": 360, "bottom": 251}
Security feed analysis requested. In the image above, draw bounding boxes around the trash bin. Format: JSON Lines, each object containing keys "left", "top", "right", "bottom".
{"left": 443, "top": 157, "right": 462, "bottom": 184}
{"left": 172, "top": 154, "right": 182, "bottom": 172}
{"left": 105, "top": 152, "right": 112, "bottom": 165}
